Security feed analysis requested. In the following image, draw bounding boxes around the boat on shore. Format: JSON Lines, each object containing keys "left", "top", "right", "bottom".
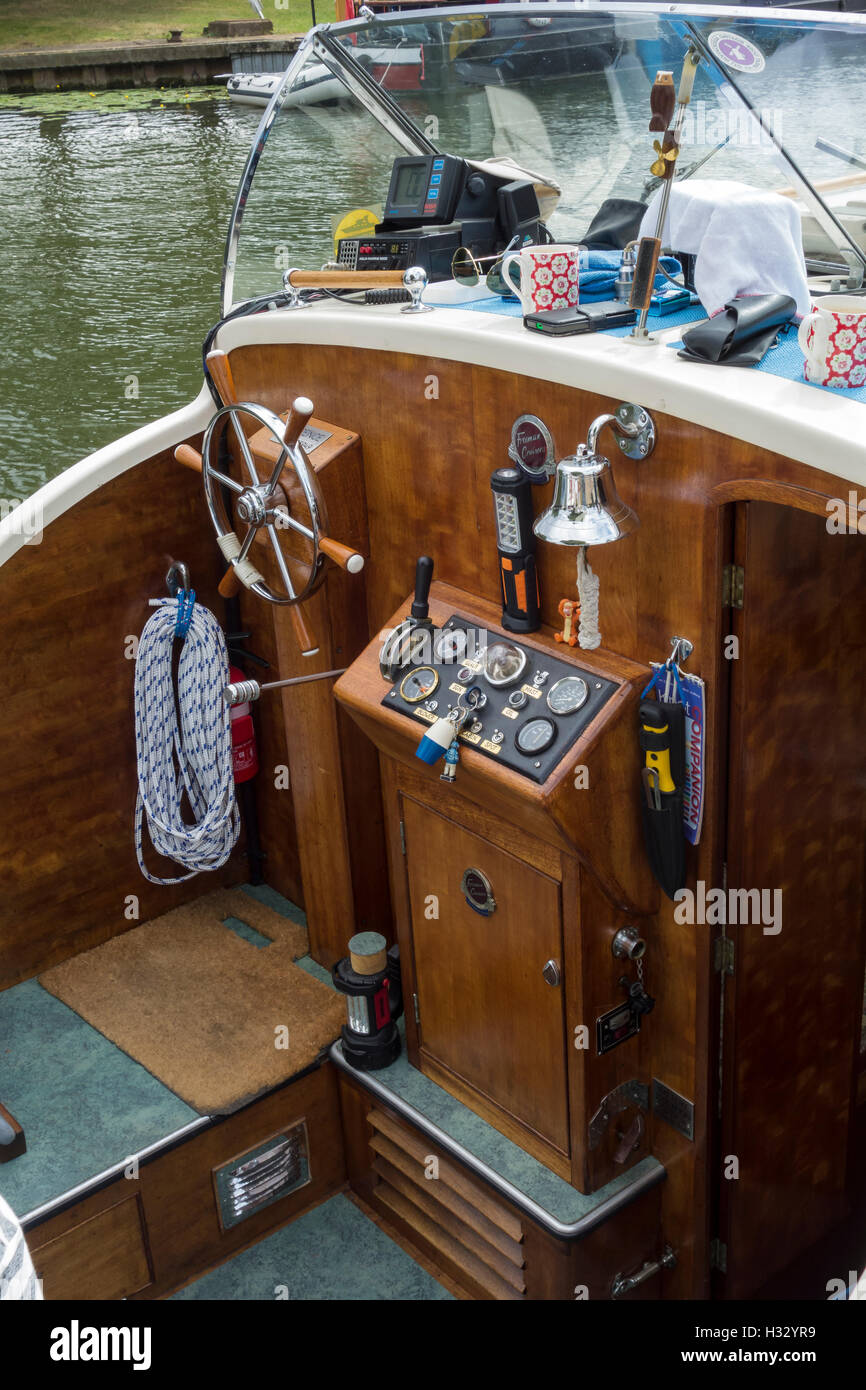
{"left": 2, "top": 3, "right": 866, "bottom": 1322}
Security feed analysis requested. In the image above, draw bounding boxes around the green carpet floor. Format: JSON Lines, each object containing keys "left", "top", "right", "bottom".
{"left": 171, "top": 1193, "right": 453, "bottom": 1301}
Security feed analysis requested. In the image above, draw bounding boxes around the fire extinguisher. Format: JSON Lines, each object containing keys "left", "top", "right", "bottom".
{"left": 228, "top": 665, "right": 259, "bottom": 783}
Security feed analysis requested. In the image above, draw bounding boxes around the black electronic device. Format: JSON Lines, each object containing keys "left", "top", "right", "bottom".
{"left": 383, "top": 155, "right": 467, "bottom": 226}
{"left": 336, "top": 227, "right": 463, "bottom": 282}
{"left": 490, "top": 467, "right": 541, "bottom": 634}
{"left": 382, "top": 616, "right": 616, "bottom": 784}
{"left": 523, "top": 300, "right": 637, "bottom": 336}
{"left": 337, "top": 155, "right": 544, "bottom": 284}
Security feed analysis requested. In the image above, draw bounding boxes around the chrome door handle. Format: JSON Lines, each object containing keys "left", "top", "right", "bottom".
{"left": 542, "top": 959, "right": 561, "bottom": 987}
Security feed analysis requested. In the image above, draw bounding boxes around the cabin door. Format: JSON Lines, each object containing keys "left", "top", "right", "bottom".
{"left": 401, "top": 796, "right": 570, "bottom": 1157}
{"left": 717, "top": 500, "right": 866, "bottom": 1298}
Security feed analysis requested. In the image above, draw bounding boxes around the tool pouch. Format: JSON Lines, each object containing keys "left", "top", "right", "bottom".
{"left": 639, "top": 699, "right": 687, "bottom": 900}
{"left": 678, "top": 293, "right": 796, "bottom": 367}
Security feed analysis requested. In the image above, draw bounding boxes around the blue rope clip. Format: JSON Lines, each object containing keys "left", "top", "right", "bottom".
{"left": 175, "top": 587, "right": 196, "bottom": 639}
{"left": 641, "top": 658, "right": 685, "bottom": 704}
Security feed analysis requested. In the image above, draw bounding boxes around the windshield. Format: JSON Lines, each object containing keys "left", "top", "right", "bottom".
{"left": 224, "top": 4, "right": 866, "bottom": 310}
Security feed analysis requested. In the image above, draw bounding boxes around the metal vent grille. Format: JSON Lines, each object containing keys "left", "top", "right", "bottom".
{"left": 337, "top": 240, "right": 359, "bottom": 271}
{"left": 213, "top": 1122, "right": 310, "bottom": 1230}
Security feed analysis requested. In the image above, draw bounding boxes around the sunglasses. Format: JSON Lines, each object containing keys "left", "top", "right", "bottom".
{"left": 451, "top": 234, "right": 528, "bottom": 296}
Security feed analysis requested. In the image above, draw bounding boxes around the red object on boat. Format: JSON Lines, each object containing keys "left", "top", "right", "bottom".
{"left": 228, "top": 665, "right": 259, "bottom": 783}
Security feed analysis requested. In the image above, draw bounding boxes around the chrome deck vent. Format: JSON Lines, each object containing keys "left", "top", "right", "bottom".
{"left": 213, "top": 1122, "right": 310, "bottom": 1230}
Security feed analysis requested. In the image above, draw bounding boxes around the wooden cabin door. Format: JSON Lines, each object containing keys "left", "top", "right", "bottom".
{"left": 401, "top": 796, "right": 570, "bottom": 1156}
{"left": 718, "top": 501, "right": 866, "bottom": 1298}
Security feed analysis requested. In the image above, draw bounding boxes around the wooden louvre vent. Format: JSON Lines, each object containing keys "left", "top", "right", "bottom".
{"left": 367, "top": 1108, "right": 526, "bottom": 1299}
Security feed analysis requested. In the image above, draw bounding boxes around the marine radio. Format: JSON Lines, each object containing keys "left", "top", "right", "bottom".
{"left": 336, "top": 153, "right": 543, "bottom": 282}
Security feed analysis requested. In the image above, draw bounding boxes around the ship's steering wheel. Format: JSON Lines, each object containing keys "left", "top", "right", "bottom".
{"left": 201, "top": 398, "right": 331, "bottom": 608}
{"left": 174, "top": 357, "right": 363, "bottom": 655}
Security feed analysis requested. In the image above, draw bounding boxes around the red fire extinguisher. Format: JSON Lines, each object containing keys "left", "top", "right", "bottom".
{"left": 228, "top": 665, "right": 259, "bottom": 783}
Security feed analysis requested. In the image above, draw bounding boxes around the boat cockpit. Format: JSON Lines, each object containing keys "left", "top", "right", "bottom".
{"left": 2, "top": 3, "right": 866, "bottom": 1319}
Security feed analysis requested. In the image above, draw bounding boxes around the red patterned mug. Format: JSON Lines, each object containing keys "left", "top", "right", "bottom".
{"left": 500, "top": 244, "right": 582, "bottom": 313}
{"left": 797, "top": 295, "right": 866, "bottom": 389}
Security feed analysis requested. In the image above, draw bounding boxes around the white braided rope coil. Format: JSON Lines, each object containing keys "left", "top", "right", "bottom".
{"left": 134, "top": 598, "right": 240, "bottom": 885}
{"left": 576, "top": 547, "right": 601, "bottom": 650}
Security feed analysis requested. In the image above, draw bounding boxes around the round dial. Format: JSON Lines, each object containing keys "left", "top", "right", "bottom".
{"left": 515, "top": 717, "right": 557, "bottom": 756}
{"left": 546, "top": 675, "right": 588, "bottom": 715}
{"left": 508, "top": 690, "right": 528, "bottom": 710}
{"left": 380, "top": 622, "right": 431, "bottom": 681}
{"left": 483, "top": 641, "right": 528, "bottom": 688}
{"left": 434, "top": 627, "right": 469, "bottom": 664}
{"left": 399, "top": 666, "right": 440, "bottom": 704}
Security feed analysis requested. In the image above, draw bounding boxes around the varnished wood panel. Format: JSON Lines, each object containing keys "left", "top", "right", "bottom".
{"left": 235, "top": 429, "right": 390, "bottom": 966}
{"left": 402, "top": 796, "right": 570, "bottom": 1160}
{"left": 136, "top": 1062, "right": 345, "bottom": 1297}
{"left": 30, "top": 1183, "right": 152, "bottom": 1301}
{"left": 0, "top": 449, "right": 244, "bottom": 989}
{"left": 719, "top": 502, "right": 866, "bottom": 1299}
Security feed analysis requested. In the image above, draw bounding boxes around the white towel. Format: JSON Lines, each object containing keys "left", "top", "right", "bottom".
{"left": 638, "top": 179, "right": 810, "bottom": 319}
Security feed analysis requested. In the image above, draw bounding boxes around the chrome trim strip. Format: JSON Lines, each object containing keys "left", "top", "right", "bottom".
{"left": 329, "top": 1041, "right": 665, "bottom": 1238}
{"left": 21, "top": 1116, "right": 211, "bottom": 1230}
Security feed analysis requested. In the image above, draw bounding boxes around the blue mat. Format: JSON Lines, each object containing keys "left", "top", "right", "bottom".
{"left": 172, "top": 1193, "right": 453, "bottom": 1301}
{"left": 668, "top": 325, "right": 866, "bottom": 404}
{"left": 455, "top": 294, "right": 707, "bottom": 336}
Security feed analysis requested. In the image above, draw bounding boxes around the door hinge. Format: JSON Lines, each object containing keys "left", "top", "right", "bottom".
{"left": 714, "top": 935, "right": 735, "bottom": 975}
{"left": 412, "top": 992, "right": 420, "bottom": 1026}
{"left": 722, "top": 563, "right": 744, "bottom": 609}
{"left": 399, "top": 820, "right": 406, "bottom": 856}
{"left": 710, "top": 1238, "right": 727, "bottom": 1273}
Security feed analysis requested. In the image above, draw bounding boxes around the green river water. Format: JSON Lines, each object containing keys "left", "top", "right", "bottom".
{"left": 0, "top": 88, "right": 262, "bottom": 502}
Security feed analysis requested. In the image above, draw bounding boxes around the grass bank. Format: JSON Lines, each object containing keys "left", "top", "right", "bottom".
{"left": 0, "top": 1, "right": 315, "bottom": 52}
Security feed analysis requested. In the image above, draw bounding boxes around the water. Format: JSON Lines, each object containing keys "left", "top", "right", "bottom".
{"left": 1, "top": 23, "right": 863, "bottom": 503}
{"left": 0, "top": 89, "right": 263, "bottom": 501}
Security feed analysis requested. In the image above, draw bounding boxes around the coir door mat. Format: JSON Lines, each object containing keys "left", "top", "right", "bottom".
{"left": 39, "top": 888, "right": 345, "bottom": 1116}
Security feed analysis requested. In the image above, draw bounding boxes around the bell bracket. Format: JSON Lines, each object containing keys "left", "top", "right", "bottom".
{"left": 613, "top": 403, "right": 656, "bottom": 460}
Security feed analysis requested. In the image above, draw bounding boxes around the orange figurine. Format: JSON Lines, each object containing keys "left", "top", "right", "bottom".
{"left": 555, "top": 598, "right": 580, "bottom": 647}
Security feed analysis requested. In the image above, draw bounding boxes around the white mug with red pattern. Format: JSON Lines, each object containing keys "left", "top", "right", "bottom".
{"left": 500, "top": 244, "right": 582, "bottom": 314}
{"left": 797, "top": 296, "right": 866, "bottom": 389}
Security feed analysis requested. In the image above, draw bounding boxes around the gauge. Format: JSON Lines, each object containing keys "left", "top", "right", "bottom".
{"left": 483, "top": 641, "right": 528, "bottom": 688}
{"left": 546, "top": 675, "right": 588, "bottom": 715}
{"left": 379, "top": 621, "right": 431, "bottom": 682}
{"left": 399, "top": 666, "right": 440, "bottom": 704}
{"left": 434, "top": 627, "right": 469, "bottom": 664}
{"left": 515, "top": 717, "right": 557, "bottom": 756}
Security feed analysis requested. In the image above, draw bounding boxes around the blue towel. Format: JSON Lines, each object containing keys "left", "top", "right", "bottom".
{"left": 579, "top": 249, "right": 682, "bottom": 302}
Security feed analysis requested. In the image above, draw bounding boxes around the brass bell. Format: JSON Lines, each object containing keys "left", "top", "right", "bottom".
{"left": 533, "top": 443, "right": 639, "bottom": 547}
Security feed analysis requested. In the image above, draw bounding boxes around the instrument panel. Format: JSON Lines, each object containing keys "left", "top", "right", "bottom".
{"left": 382, "top": 615, "right": 616, "bottom": 784}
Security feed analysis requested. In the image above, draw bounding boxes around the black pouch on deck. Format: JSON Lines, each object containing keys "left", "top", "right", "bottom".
{"left": 678, "top": 293, "right": 796, "bottom": 368}
{"left": 580, "top": 197, "right": 648, "bottom": 250}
